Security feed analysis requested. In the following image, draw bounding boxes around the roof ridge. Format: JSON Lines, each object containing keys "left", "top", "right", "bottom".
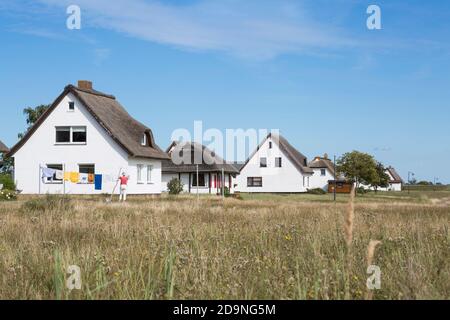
{"left": 67, "top": 84, "right": 116, "bottom": 100}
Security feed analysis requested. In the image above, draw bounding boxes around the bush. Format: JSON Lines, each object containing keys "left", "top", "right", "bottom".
{"left": 307, "top": 188, "right": 327, "bottom": 195}
{"left": 21, "top": 194, "right": 73, "bottom": 213}
{"left": 0, "top": 174, "right": 16, "bottom": 191}
{"left": 223, "top": 186, "right": 231, "bottom": 197}
{"left": 0, "top": 189, "right": 17, "bottom": 201}
{"left": 167, "top": 178, "right": 184, "bottom": 195}
{"left": 356, "top": 186, "right": 368, "bottom": 194}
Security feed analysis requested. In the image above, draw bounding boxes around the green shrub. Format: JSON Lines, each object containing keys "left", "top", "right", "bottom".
{"left": 223, "top": 186, "right": 231, "bottom": 197}
{"left": 0, "top": 174, "right": 16, "bottom": 191}
{"left": 21, "top": 194, "right": 73, "bottom": 213}
{"left": 356, "top": 186, "right": 368, "bottom": 194}
{"left": 307, "top": 188, "right": 327, "bottom": 195}
{"left": 167, "top": 178, "right": 184, "bottom": 195}
{"left": 0, "top": 189, "right": 17, "bottom": 201}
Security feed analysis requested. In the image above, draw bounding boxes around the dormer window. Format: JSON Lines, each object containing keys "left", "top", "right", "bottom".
{"left": 141, "top": 134, "right": 147, "bottom": 146}
{"left": 69, "top": 101, "right": 75, "bottom": 111}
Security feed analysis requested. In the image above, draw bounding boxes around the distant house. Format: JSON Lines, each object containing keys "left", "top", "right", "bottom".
{"left": 7, "top": 81, "right": 169, "bottom": 195}
{"left": 381, "top": 166, "right": 403, "bottom": 191}
{"left": 161, "top": 141, "right": 240, "bottom": 194}
{"left": 308, "top": 154, "right": 335, "bottom": 191}
{"left": 235, "top": 133, "right": 314, "bottom": 193}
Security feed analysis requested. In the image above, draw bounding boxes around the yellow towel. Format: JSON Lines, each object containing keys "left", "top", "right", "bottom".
{"left": 70, "top": 172, "right": 79, "bottom": 183}
{"left": 64, "top": 172, "right": 71, "bottom": 181}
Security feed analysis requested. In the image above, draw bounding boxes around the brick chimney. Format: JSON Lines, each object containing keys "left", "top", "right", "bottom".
{"left": 78, "top": 80, "right": 93, "bottom": 90}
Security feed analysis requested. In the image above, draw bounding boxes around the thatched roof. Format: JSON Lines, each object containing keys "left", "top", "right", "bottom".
{"left": 162, "top": 141, "right": 240, "bottom": 174}
{"left": 7, "top": 83, "right": 169, "bottom": 160}
{"left": 239, "top": 133, "right": 313, "bottom": 174}
{"left": 386, "top": 166, "right": 403, "bottom": 183}
{"left": 0, "top": 140, "right": 9, "bottom": 153}
{"left": 308, "top": 156, "right": 335, "bottom": 176}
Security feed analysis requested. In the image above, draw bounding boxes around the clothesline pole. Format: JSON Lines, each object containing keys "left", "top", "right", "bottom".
{"left": 63, "top": 164, "right": 66, "bottom": 197}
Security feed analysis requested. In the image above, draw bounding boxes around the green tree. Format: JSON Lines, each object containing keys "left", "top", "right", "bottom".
{"left": 167, "top": 178, "right": 184, "bottom": 195}
{"left": 336, "top": 151, "right": 378, "bottom": 189}
{"left": 370, "top": 162, "right": 390, "bottom": 192}
{"left": 18, "top": 104, "right": 50, "bottom": 139}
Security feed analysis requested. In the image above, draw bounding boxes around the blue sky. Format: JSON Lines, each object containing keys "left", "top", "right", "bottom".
{"left": 1, "top": 0, "right": 449, "bottom": 183}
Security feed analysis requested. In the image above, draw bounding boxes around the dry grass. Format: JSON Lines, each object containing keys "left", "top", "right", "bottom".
{"left": 0, "top": 193, "right": 449, "bottom": 300}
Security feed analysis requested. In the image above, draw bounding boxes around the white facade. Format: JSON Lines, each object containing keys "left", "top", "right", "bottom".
{"left": 162, "top": 172, "right": 234, "bottom": 194}
{"left": 309, "top": 168, "right": 334, "bottom": 191}
{"left": 13, "top": 92, "right": 162, "bottom": 195}
{"left": 235, "top": 136, "right": 312, "bottom": 193}
{"left": 361, "top": 170, "right": 402, "bottom": 192}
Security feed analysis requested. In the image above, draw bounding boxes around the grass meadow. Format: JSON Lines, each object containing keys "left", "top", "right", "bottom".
{"left": 0, "top": 191, "right": 449, "bottom": 300}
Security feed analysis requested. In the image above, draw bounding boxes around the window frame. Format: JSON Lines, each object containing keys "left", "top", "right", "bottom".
{"left": 192, "top": 173, "right": 207, "bottom": 187}
{"left": 68, "top": 101, "right": 75, "bottom": 111}
{"left": 260, "top": 157, "right": 267, "bottom": 168}
{"left": 44, "top": 164, "right": 63, "bottom": 184}
{"left": 247, "top": 177, "right": 263, "bottom": 187}
{"left": 78, "top": 164, "right": 95, "bottom": 184}
{"left": 147, "top": 165, "right": 153, "bottom": 184}
{"left": 320, "top": 169, "right": 326, "bottom": 176}
{"left": 55, "top": 126, "right": 87, "bottom": 145}
{"left": 275, "top": 157, "right": 282, "bottom": 168}
{"left": 137, "top": 164, "right": 145, "bottom": 184}
{"left": 141, "top": 134, "right": 147, "bottom": 146}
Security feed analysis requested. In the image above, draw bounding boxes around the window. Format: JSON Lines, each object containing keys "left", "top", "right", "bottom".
{"left": 147, "top": 165, "right": 153, "bottom": 183}
{"left": 56, "top": 127, "right": 71, "bottom": 143}
{"left": 69, "top": 101, "right": 75, "bottom": 111}
{"left": 137, "top": 164, "right": 144, "bottom": 183}
{"left": 192, "top": 173, "right": 206, "bottom": 187}
{"left": 141, "top": 134, "right": 147, "bottom": 146}
{"left": 269, "top": 142, "right": 273, "bottom": 149}
{"left": 55, "top": 126, "right": 87, "bottom": 144}
{"left": 45, "top": 164, "right": 63, "bottom": 184}
{"left": 79, "top": 164, "right": 95, "bottom": 174}
{"left": 275, "top": 157, "right": 282, "bottom": 168}
{"left": 247, "top": 177, "right": 263, "bottom": 187}
{"left": 72, "top": 127, "right": 87, "bottom": 143}
{"left": 321, "top": 169, "right": 326, "bottom": 176}
{"left": 260, "top": 157, "right": 267, "bottom": 168}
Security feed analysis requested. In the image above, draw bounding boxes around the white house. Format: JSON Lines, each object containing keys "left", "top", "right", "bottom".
{"left": 161, "top": 141, "right": 239, "bottom": 194}
{"left": 362, "top": 166, "right": 403, "bottom": 192}
{"left": 7, "top": 81, "right": 169, "bottom": 195}
{"left": 308, "top": 155, "right": 336, "bottom": 191}
{"left": 235, "top": 133, "right": 314, "bottom": 193}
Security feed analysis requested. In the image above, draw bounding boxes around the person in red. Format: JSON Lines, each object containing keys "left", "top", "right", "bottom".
{"left": 118, "top": 172, "right": 129, "bottom": 202}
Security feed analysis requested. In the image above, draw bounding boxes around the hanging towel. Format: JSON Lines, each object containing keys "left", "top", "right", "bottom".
{"left": 70, "top": 172, "right": 79, "bottom": 183}
{"left": 88, "top": 174, "right": 95, "bottom": 184}
{"left": 79, "top": 173, "right": 89, "bottom": 184}
{"left": 42, "top": 168, "right": 56, "bottom": 183}
{"left": 55, "top": 170, "right": 64, "bottom": 180}
{"left": 64, "top": 172, "right": 71, "bottom": 181}
{"left": 94, "top": 174, "right": 103, "bottom": 190}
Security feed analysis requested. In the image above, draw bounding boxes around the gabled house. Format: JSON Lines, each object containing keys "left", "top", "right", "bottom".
{"left": 7, "top": 81, "right": 169, "bottom": 195}
{"left": 308, "top": 155, "right": 336, "bottom": 191}
{"left": 161, "top": 141, "right": 239, "bottom": 194}
{"left": 234, "top": 133, "right": 314, "bottom": 193}
{"left": 383, "top": 166, "right": 403, "bottom": 191}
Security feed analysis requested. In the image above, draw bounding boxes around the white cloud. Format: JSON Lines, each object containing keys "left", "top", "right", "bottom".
{"left": 37, "top": 0, "right": 356, "bottom": 59}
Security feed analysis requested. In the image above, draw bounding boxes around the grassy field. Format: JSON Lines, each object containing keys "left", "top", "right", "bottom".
{"left": 0, "top": 191, "right": 448, "bottom": 300}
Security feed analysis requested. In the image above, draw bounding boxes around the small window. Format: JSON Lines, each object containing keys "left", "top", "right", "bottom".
{"left": 269, "top": 142, "right": 272, "bottom": 149}
{"left": 147, "top": 165, "right": 153, "bottom": 183}
{"left": 260, "top": 157, "right": 267, "bottom": 168}
{"left": 137, "top": 164, "right": 145, "bottom": 183}
{"left": 79, "top": 164, "right": 95, "bottom": 175}
{"left": 45, "top": 164, "right": 63, "bottom": 183}
{"left": 275, "top": 157, "right": 282, "bottom": 168}
{"left": 192, "top": 173, "right": 206, "bottom": 187}
{"left": 72, "top": 127, "right": 87, "bottom": 143}
{"left": 56, "top": 127, "right": 71, "bottom": 143}
{"left": 69, "top": 101, "right": 75, "bottom": 111}
{"left": 321, "top": 169, "right": 326, "bottom": 176}
{"left": 247, "top": 177, "right": 263, "bottom": 187}
{"left": 141, "top": 134, "right": 147, "bottom": 146}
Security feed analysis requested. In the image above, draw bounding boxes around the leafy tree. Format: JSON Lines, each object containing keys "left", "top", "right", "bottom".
{"left": 370, "top": 162, "right": 390, "bottom": 192}
{"left": 18, "top": 104, "right": 50, "bottom": 139}
{"left": 336, "top": 151, "right": 378, "bottom": 189}
{"left": 167, "top": 178, "right": 184, "bottom": 195}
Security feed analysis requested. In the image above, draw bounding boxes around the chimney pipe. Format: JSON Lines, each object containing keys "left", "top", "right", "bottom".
{"left": 78, "top": 80, "right": 93, "bottom": 90}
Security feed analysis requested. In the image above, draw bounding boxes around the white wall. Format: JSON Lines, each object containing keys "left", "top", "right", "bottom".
{"left": 309, "top": 168, "right": 334, "bottom": 191}
{"left": 14, "top": 92, "right": 162, "bottom": 195}
{"left": 162, "top": 172, "right": 234, "bottom": 194}
{"left": 234, "top": 137, "right": 311, "bottom": 193}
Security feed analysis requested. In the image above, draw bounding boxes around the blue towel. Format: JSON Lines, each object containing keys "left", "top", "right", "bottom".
{"left": 94, "top": 174, "right": 102, "bottom": 190}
